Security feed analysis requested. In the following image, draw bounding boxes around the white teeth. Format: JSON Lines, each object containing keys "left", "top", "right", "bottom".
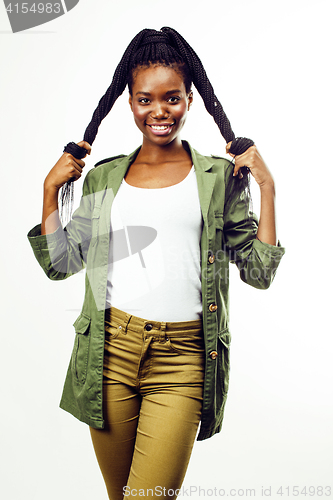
{"left": 150, "top": 125, "right": 171, "bottom": 130}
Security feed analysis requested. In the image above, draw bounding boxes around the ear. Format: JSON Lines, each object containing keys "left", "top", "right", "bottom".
{"left": 129, "top": 93, "right": 133, "bottom": 111}
{"left": 187, "top": 91, "right": 193, "bottom": 110}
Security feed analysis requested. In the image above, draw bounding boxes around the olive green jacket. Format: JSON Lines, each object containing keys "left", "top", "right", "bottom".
{"left": 27, "top": 141, "right": 285, "bottom": 441}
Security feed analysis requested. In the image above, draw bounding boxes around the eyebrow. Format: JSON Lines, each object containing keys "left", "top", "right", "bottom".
{"left": 135, "top": 89, "right": 182, "bottom": 96}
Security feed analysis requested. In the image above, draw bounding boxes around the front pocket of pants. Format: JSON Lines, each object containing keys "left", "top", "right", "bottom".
{"left": 166, "top": 334, "right": 205, "bottom": 355}
{"left": 104, "top": 317, "right": 125, "bottom": 341}
{"left": 104, "top": 323, "right": 121, "bottom": 342}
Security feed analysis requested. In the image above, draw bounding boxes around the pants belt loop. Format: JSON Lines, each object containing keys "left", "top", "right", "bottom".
{"left": 160, "top": 321, "right": 167, "bottom": 340}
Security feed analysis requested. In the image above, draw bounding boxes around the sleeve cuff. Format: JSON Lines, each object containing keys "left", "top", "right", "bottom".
{"left": 27, "top": 224, "right": 66, "bottom": 250}
{"left": 27, "top": 224, "right": 68, "bottom": 273}
{"left": 252, "top": 238, "right": 285, "bottom": 260}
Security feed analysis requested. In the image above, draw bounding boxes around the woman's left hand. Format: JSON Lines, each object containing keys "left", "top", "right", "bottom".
{"left": 226, "top": 143, "right": 274, "bottom": 189}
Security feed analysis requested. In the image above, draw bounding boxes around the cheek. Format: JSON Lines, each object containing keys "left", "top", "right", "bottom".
{"left": 131, "top": 103, "right": 146, "bottom": 122}
{"left": 174, "top": 102, "right": 188, "bottom": 122}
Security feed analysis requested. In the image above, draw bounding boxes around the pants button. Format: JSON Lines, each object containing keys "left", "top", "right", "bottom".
{"left": 145, "top": 323, "right": 153, "bottom": 331}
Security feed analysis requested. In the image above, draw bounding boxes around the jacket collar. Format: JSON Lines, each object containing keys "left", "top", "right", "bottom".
{"left": 182, "top": 140, "right": 216, "bottom": 172}
{"left": 105, "top": 141, "right": 217, "bottom": 223}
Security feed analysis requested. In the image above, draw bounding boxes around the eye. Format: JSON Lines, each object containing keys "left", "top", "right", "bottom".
{"left": 167, "top": 96, "right": 181, "bottom": 103}
{"left": 138, "top": 98, "right": 150, "bottom": 104}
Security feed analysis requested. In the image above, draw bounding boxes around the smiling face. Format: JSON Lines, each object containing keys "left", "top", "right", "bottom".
{"left": 129, "top": 64, "right": 193, "bottom": 148}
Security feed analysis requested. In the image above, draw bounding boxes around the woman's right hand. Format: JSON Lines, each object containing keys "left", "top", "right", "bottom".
{"left": 41, "top": 141, "right": 91, "bottom": 235}
{"left": 44, "top": 141, "right": 91, "bottom": 192}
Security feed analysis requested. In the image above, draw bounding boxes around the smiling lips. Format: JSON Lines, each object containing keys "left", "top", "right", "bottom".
{"left": 146, "top": 122, "right": 175, "bottom": 136}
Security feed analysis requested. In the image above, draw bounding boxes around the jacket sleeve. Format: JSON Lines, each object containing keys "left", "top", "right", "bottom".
{"left": 27, "top": 174, "right": 93, "bottom": 281}
{"left": 223, "top": 166, "right": 285, "bottom": 290}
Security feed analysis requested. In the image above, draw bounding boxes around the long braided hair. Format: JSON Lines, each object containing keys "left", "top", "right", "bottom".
{"left": 61, "top": 27, "right": 254, "bottom": 220}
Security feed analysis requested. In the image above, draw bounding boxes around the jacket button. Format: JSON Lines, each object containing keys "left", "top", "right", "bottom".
{"left": 210, "top": 350, "right": 218, "bottom": 360}
{"left": 145, "top": 323, "right": 153, "bottom": 331}
{"left": 209, "top": 303, "right": 217, "bottom": 312}
{"left": 208, "top": 254, "right": 215, "bottom": 264}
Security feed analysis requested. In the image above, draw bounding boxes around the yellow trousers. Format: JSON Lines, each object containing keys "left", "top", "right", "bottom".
{"left": 90, "top": 306, "right": 205, "bottom": 500}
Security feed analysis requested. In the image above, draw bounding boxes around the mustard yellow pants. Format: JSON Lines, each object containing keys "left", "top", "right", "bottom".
{"left": 90, "top": 306, "right": 205, "bottom": 500}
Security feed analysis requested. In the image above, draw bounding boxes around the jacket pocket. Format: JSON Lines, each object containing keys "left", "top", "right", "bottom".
{"left": 217, "top": 328, "right": 231, "bottom": 395}
{"left": 72, "top": 313, "right": 91, "bottom": 385}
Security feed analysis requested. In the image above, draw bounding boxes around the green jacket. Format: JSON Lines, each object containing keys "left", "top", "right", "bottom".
{"left": 27, "top": 141, "right": 285, "bottom": 441}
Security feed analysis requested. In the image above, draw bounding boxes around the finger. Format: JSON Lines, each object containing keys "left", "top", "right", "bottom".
{"left": 73, "top": 158, "right": 85, "bottom": 169}
{"left": 226, "top": 141, "right": 235, "bottom": 158}
{"left": 77, "top": 140, "right": 92, "bottom": 156}
{"left": 233, "top": 162, "right": 247, "bottom": 178}
{"left": 70, "top": 158, "right": 85, "bottom": 174}
{"left": 63, "top": 154, "right": 85, "bottom": 169}
{"left": 233, "top": 164, "right": 240, "bottom": 177}
{"left": 68, "top": 164, "right": 82, "bottom": 181}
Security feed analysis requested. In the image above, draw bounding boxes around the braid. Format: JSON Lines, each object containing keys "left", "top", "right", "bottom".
{"left": 61, "top": 27, "right": 254, "bottom": 222}
{"left": 161, "top": 27, "right": 253, "bottom": 155}
{"left": 82, "top": 29, "right": 149, "bottom": 146}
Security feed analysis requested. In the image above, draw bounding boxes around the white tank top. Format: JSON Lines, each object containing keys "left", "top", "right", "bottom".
{"left": 105, "top": 166, "right": 203, "bottom": 321}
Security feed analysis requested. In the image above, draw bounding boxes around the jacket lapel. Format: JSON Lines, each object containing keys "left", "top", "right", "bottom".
{"left": 100, "top": 148, "right": 141, "bottom": 234}
{"left": 106, "top": 147, "right": 140, "bottom": 194}
{"left": 186, "top": 142, "right": 217, "bottom": 225}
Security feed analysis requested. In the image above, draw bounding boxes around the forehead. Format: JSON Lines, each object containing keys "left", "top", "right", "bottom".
{"left": 131, "top": 65, "right": 186, "bottom": 92}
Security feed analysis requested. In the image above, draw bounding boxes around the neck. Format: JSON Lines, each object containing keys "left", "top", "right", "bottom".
{"left": 137, "top": 137, "right": 187, "bottom": 164}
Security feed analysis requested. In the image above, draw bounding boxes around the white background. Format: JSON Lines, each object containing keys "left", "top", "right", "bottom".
{"left": 0, "top": 0, "right": 332, "bottom": 499}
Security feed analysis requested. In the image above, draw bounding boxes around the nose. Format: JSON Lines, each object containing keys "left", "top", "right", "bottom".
{"left": 151, "top": 102, "right": 169, "bottom": 119}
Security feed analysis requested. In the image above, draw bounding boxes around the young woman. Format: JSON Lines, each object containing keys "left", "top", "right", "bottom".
{"left": 28, "top": 27, "right": 285, "bottom": 500}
